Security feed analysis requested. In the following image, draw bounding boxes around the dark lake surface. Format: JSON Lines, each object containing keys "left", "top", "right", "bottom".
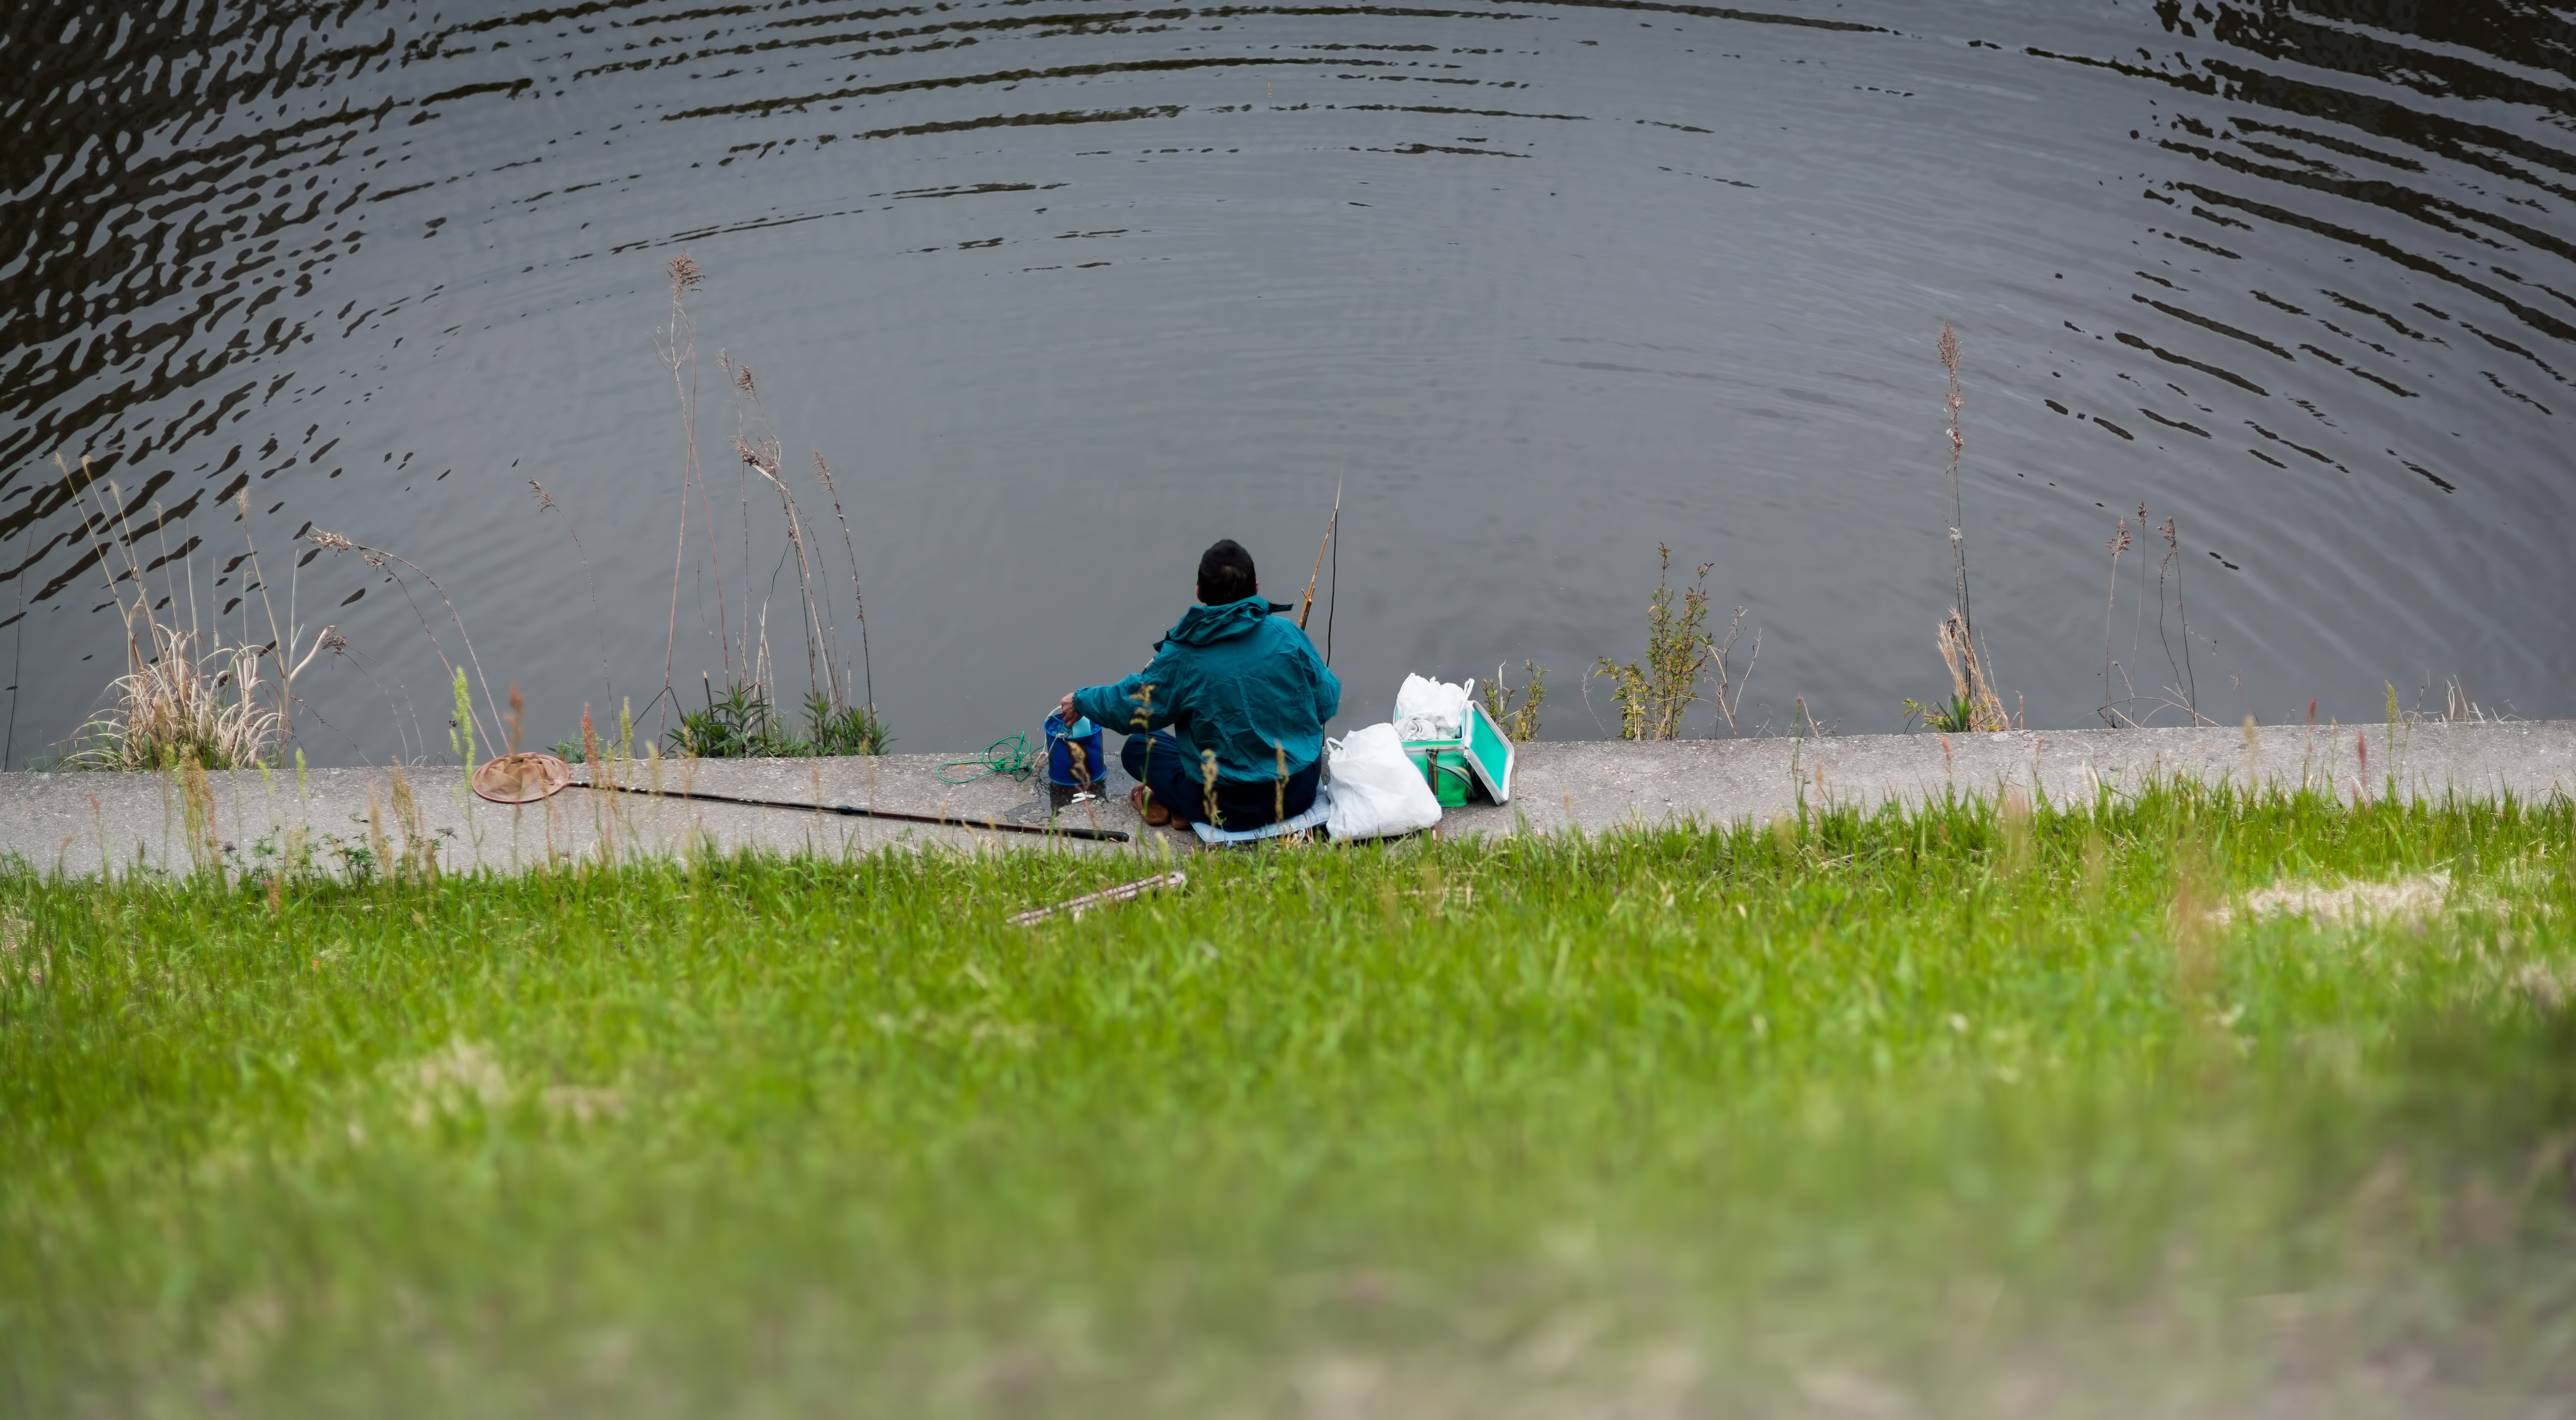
{"left": 6, "top": 0, "right": 2573, "bottom": 764}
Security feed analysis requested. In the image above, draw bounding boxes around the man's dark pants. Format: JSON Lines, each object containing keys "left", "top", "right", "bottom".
{"left": 1122, "top": 730, "right": 1319, "bottom": 829}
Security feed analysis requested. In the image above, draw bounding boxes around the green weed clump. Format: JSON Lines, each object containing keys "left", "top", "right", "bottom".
{"left": 3, "top": 784, "right": 2573, "bottom": 1416}
{"left": 1590, "top": 544, "right": 1759, "bottom": 739}
{"left": 661, "top": 681, "right": 889, "bottom": 759}
{"left": 1480, "top": 659, "right": 1548, "bottom": 742}
{"left": 1594, "top": 544, "right": 1713, "bottom": 740}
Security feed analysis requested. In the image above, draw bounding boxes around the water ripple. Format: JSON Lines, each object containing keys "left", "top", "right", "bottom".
{"left": 3, "top": 0, "right": 2572, "bottom": 759}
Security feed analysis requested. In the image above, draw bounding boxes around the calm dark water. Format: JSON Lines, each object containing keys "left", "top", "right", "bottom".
{"left": 5, "top": 0, "right": 2573, "bottom": 764}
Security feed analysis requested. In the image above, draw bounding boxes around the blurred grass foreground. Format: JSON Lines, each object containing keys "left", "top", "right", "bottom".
{"left": 6, "top": 784, "right": 2576, "bottom": 1417}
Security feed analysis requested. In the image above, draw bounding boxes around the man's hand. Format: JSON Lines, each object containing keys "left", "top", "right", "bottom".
{"left": 1056, "top": 692, "right": 1076, "bottom": 725}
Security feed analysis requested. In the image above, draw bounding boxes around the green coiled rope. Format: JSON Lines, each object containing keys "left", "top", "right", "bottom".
{"left": 936, "top": 733, "right": 1037, "bottom": 785}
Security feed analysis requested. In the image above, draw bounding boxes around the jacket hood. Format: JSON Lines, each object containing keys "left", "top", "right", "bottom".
{"left": 1160, "top": 596, "right": 1292, "bottom": 648}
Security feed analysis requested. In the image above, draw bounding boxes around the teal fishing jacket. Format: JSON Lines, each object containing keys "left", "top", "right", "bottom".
{"left": 1071, "top": 595, "right": 1342, "bottom": 783}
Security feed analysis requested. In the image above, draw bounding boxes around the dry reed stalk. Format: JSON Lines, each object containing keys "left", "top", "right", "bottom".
{"left": 729, "top": 368, "right": 831, "bottom": 707}
{"left": 365, "top": 779, "right": 389, "bottom": 882}
{"left": 177, "top": 756, "right": 221, "bottom": 877}
{"left": 233, "top": 487, "right": 343, "bottom": 748}
{"left": 389, "top": 766, "right": 436, "bottom": 883}
{"left": 645, "top": 265, "right": 882, "bottom": 752}
{"left": 2097, "top": 504, "right": 2217, "bottom": 728}
{"left": 581, "top": 704, "right": 611, "bottom": 860}
{"left": 1934, "top": 610, "right": 2009, "bottom": 733}
{"left": 4, "top": 541, "right": 21, "bottom": 768}
{"left": 2101, "top": 514, "right": 2133, "bottom": 725}
{"left": 1708, "top": 608, "right": 1759, "bottom": 737}
{"left": 59, "top": 453, "right": 343, "bottom": 771}
{"left": 657, "top": 254, "right": 731, "bottom": 738}
{"left": 2441, "top": 678, "right": 2493, "bottom": 723}
{"left": 302, "top": 529, "right": 500, "bottom": 751}
{"left": 1915, "top": 326, "right": 2014, "bottom": 733}
{"left": 2157, "top": 515, "right": 2199, "bottom": 716}
{"left": 811, "top": 452, "right": 873, "bottom": 711}
{"left": 1939, "top": 323, "right": 1974, "bottom": 643}
{"left": 529, "top": 479, "right": 614, "bottom": 698}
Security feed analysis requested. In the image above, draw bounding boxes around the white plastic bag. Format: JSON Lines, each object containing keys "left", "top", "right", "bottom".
{"left": 1323, "top": 722, "right": 1444, "bottom": 841}
{"left": 1392, "top": 673, "right": 1474, "bottom": 743}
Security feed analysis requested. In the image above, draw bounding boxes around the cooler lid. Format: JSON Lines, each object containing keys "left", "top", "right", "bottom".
{"left": 1463, "top": 699, "right": 1515, "bottom": 804}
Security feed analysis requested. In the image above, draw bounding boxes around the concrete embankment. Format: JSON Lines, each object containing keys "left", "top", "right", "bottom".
{"left": 2, "top": 721, "right": 2568, "bottom": 878}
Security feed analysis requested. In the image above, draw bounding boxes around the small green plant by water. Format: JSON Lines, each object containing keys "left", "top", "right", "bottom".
{"left": 1590, "top": 545, "right": 1759, "bottom": 739}
{"left": 1902, "top": 692, "right": 1980, "bottom": 733}
{"left": 1479, "top": 660, "right": 1549, "bottom": 742}
{"left": 663, "top": 679, "right": 889, "bottom": 759}
{"left": 1593, "top": 544, "right": 1713, "bottom": 741}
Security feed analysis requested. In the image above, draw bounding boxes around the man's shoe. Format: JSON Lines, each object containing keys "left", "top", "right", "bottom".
{"left": 1130, "top": 785, "right": 1172, "bottom": 827}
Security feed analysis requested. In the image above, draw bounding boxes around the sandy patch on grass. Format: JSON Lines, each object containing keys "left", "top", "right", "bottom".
{"left": 391, "top": 1037, "right": 512, "bottom": 1127}
{"left": 386, "top": 1038, "right": 627, "bottom": 1128}
{"left": 2220, "top": 872, "right": 2449, "bottom": 928}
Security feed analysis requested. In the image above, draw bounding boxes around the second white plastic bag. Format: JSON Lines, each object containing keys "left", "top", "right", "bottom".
{"left": 1392, "top": 673, "right": 1474, "bottom": 742}
{"left": 1323, "top": 722, "right": 1444, "bottom": 841}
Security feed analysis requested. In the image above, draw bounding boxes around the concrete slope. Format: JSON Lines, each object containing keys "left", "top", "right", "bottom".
{"left": 1, "top": 721, "right": 2567, "bottom": 878}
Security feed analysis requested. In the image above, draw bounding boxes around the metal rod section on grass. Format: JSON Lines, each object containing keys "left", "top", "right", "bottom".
{"left": 578, "top": 780, "right": 1131, "bottom": 842}
{"left": 1009, "top": 870, "right": 1187, "bottom": 926}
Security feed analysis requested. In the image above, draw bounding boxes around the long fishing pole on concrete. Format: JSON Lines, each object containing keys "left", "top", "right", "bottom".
{"left": 577, "top": 780, "right": 1131, "bottom": 842}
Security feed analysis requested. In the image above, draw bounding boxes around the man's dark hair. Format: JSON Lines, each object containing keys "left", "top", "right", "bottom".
{"left": 1196, "top": 539, "right": 1258, "bottom": 604}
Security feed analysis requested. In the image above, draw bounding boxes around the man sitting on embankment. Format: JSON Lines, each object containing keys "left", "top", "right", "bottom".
{"left": 1057, "top": 539, "right": 1341, "bottom": 831}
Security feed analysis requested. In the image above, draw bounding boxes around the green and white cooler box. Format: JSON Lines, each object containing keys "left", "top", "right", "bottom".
{"left": 1400, "top": 700, "right": 1515, "bottom": 807}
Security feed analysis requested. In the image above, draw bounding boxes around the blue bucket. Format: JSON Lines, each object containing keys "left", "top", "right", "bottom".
{"left": 1044, "top": 712, "right": 1106, "bottom": 789}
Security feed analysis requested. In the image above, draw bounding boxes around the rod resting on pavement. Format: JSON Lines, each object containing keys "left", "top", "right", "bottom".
{"left": 577, "top": 780, "right": 1131, "bottom": 843}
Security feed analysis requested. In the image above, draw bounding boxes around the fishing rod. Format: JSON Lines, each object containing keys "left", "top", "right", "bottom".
{"left": 576, "top": 779, "right": 1131, "bottom": 843}
{"left": 1324, "top": 482, "right": 1338, "bottom": 666}
{"left": 1298, "top": 465, "right": 1343, "bottom": 657}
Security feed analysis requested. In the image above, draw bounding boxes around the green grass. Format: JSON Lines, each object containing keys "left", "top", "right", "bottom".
{"left": 5, "top": 784, "right": 2575, "bottom": 1416}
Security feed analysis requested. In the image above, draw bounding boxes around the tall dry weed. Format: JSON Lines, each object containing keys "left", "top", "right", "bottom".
{"left": 1911, "top": 326, "right": 2014, "bottom": 733}
{"left": 388, "top": 766, "right": 438, "bottom": 883}
{"left": 57, "top": 461, "right": 341, "bottom": 771}
{"left": 176, "top": 755, "right": 222, "bottom": 876}
{"left": 68, "top": 626, "right": 278, "bottom": 771}
{"left": 302, "top": 527, "right": 497, "bottom": 752}
{"left": 1940, "top": 323, "right": 1974, "bottom": 636}
{"left": 657, "top": 252, "right": 726, "bottom": 735}
{"left": 2097, "top": 504, "right": 2220, "bottom": 728}
{"left": 1934, "top": 610, "right": 2010, "bottom": 733}
{"left": 649, "top": 257, "right": 882, "bottom": 752}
